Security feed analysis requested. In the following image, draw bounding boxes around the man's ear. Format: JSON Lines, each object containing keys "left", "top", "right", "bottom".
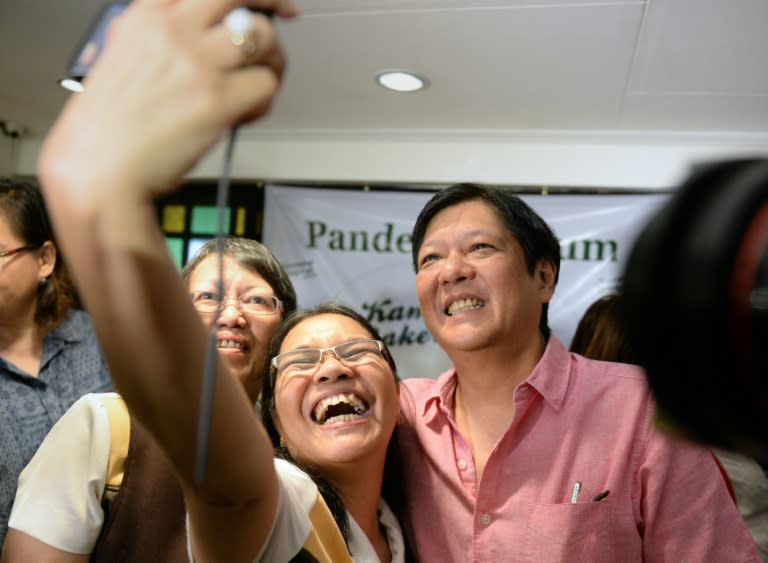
{"left": 37, "top": 240, "right": 56, "bottom": 280}
{"left": 536, "top": 258, "right": 557, "bottom": 303}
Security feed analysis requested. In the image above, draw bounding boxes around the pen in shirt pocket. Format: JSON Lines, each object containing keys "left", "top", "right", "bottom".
{"left": 571, "top": 482, "right": 610, "bottom": 503}
{"left": 570, "top": 481, "right": 582, "bottom": 503}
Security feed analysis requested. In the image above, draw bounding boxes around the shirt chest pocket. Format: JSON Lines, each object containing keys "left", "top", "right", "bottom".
{"left": 525, "top": 500, "right": 615, "bottom": 563}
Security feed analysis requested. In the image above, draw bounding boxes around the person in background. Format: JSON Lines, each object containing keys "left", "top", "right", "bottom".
{"left": 395, "top": 182, "right": 760, "bottom": 561}
{"left": 0, "top": 178, "right": 113, "bottom": 547}
{"left": 30, "top": 0, "right": 408, "bottom": 560}
{"left": 2, "top": 237, "right": 296, "bottom": 561}
{"left": 568, "top": 292, "right": 638, "bottom": 364}
{"left": 713, "top": 449, "right": 768, "bottom": 561}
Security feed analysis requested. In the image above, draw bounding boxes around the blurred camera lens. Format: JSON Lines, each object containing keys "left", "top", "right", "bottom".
{"left": 622, "top": 159, "right": 768, "bottom": 464}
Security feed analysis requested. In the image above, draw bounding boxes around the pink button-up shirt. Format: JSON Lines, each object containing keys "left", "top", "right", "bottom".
{"left": 397, "top": 337, "right": 759, "bottom": 562}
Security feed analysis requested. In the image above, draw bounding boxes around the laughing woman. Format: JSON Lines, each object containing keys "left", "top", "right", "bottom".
{"left": 258, "top": 304, "right": 405, "bottom": 561}
{"left": 33, "top": 0, "right": 405, "bottom": 561}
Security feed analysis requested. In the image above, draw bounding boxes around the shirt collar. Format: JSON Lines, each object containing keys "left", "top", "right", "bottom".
{"left": 421, "top": 336, "right": 573, "bottom": 419}
{"left": 422, "top": 367, "right": 458, "bottom": 419}
{"left": 525, "top": 336, "right": 572, "bottom": 411}
{"left": 46, "top": 309, "right": 86, "bottom": 344}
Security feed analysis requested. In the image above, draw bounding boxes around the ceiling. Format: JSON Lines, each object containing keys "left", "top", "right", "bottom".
{"left": 1, "top": 0, "right": 767, "bottom": 160}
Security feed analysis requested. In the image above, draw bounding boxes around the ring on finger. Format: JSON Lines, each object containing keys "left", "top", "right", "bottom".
{"left": 225, "top": 8, "right": 260, "bottom": 64}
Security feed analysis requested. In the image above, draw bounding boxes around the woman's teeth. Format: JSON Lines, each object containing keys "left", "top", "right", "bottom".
{"left": 218, "top": 339, "right": 244, "bottom": 350}
{"left": 313, "top": 393, "right": 368, "bottom": 424}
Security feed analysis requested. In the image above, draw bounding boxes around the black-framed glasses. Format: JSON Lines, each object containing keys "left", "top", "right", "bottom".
{"left": 0, "top": 244, "right": 41, "bottom": 259}
{"left": 190, "top": 291, "right": 283, "bottom": 317}
{"left": 271, "top": 338, "right": 386, "bottom": 381}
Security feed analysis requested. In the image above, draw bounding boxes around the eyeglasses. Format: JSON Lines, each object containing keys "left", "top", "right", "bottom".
{"left": 0, "top": 244, "right": 41, "bottom": 259}
{"left": 190, "top": 291, "right": 283, "bottom": 316}
{"left": 271, "top": 338, "right": 386, "bottom": 381}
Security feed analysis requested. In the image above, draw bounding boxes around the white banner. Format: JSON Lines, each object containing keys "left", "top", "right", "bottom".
{"left": 264, "top": 186, "right": 668, "bottom": 379}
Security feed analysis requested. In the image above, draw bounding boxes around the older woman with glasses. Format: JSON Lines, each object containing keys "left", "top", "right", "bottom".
{"left": 182, "top": 237, "right": 297, "bottom": 402}
{"left": 0, "top": 178, "right": 113, "bottom": 546}
{"left": 3, "top": 237, "right": 297, "bottom": 562}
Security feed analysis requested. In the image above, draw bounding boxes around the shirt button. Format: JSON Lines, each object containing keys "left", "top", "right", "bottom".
{"left": 480, "top": 513, "right": 492, "bottom": 526}
{"left": 457, "top": 459, "right": 467, "bottom": 470}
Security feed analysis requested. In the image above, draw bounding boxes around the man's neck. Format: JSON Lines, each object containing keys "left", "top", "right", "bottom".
{"left": 450, "top": 333, "right": 549, "bottom": 481}
{"left": 450, "top": 332, "right": 548, "bottom": 393}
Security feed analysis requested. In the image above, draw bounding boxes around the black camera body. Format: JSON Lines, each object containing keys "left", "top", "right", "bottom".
{"left": 623, "top": 158, "right": 768, "bottom": 464}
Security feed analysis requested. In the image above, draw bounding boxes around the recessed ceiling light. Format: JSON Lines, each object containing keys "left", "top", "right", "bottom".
{"left": 59, "top": 78, "right": 84, "bottom": 93}
{"left": 376, "top": 70, "right": 428, "bottom": 92}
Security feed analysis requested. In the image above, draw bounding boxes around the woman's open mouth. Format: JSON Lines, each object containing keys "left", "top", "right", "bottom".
{"left": 312, "top": 393, "right": 370, "bottom": 425}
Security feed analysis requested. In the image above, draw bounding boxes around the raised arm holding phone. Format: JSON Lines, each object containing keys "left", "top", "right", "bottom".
{"left": 30, "top": 2, "right": 329, "bottom": 561}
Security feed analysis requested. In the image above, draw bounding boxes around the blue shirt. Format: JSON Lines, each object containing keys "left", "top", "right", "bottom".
{"left": 0, "top": 308, "right": 113, "bottom": 544}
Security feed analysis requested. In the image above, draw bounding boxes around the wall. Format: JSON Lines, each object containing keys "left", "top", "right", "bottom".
{"left": 13, "top": 130, "right": 768, "bottom": 190}
{"left": 0, "top": 135, "right": 15, "bottom": 176}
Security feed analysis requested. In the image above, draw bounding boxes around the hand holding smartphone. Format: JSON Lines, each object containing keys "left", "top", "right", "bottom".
{"left": 66, "top": 3, "right": 274, "bottom": 82}
{"left": 67, "top": 3, "right": 128, "bottom": 81}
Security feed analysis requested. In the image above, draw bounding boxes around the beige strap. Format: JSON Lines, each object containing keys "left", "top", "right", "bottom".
{"left": 301, "top": 493, "right": 354, "bottom": 562}
{"left": 101, "top": 395, "right": 130, "bottom": 504}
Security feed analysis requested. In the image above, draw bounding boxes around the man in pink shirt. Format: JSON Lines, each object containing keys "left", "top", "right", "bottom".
{"left": 397, "top": 182, "right": 759, "bottom": 561}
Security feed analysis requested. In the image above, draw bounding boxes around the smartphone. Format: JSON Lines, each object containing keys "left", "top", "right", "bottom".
{"left": 67, "top": 2, "right": 128, "bottom": 81}
{"left": 66, "top": 3, "right": 271, "bottom": 82}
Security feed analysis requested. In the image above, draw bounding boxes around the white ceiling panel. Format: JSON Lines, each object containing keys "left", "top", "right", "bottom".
{"left": 621, "top": 0, "right": 768, "bottom": 131}
{"left": 297, "top": 0, "right": 645, "bottom": 15}
{"left": 627, "top": 0, "right": 768, "bottom": 94}
{"left": 261, "top": 3, "right": 645, "bottom": 130}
